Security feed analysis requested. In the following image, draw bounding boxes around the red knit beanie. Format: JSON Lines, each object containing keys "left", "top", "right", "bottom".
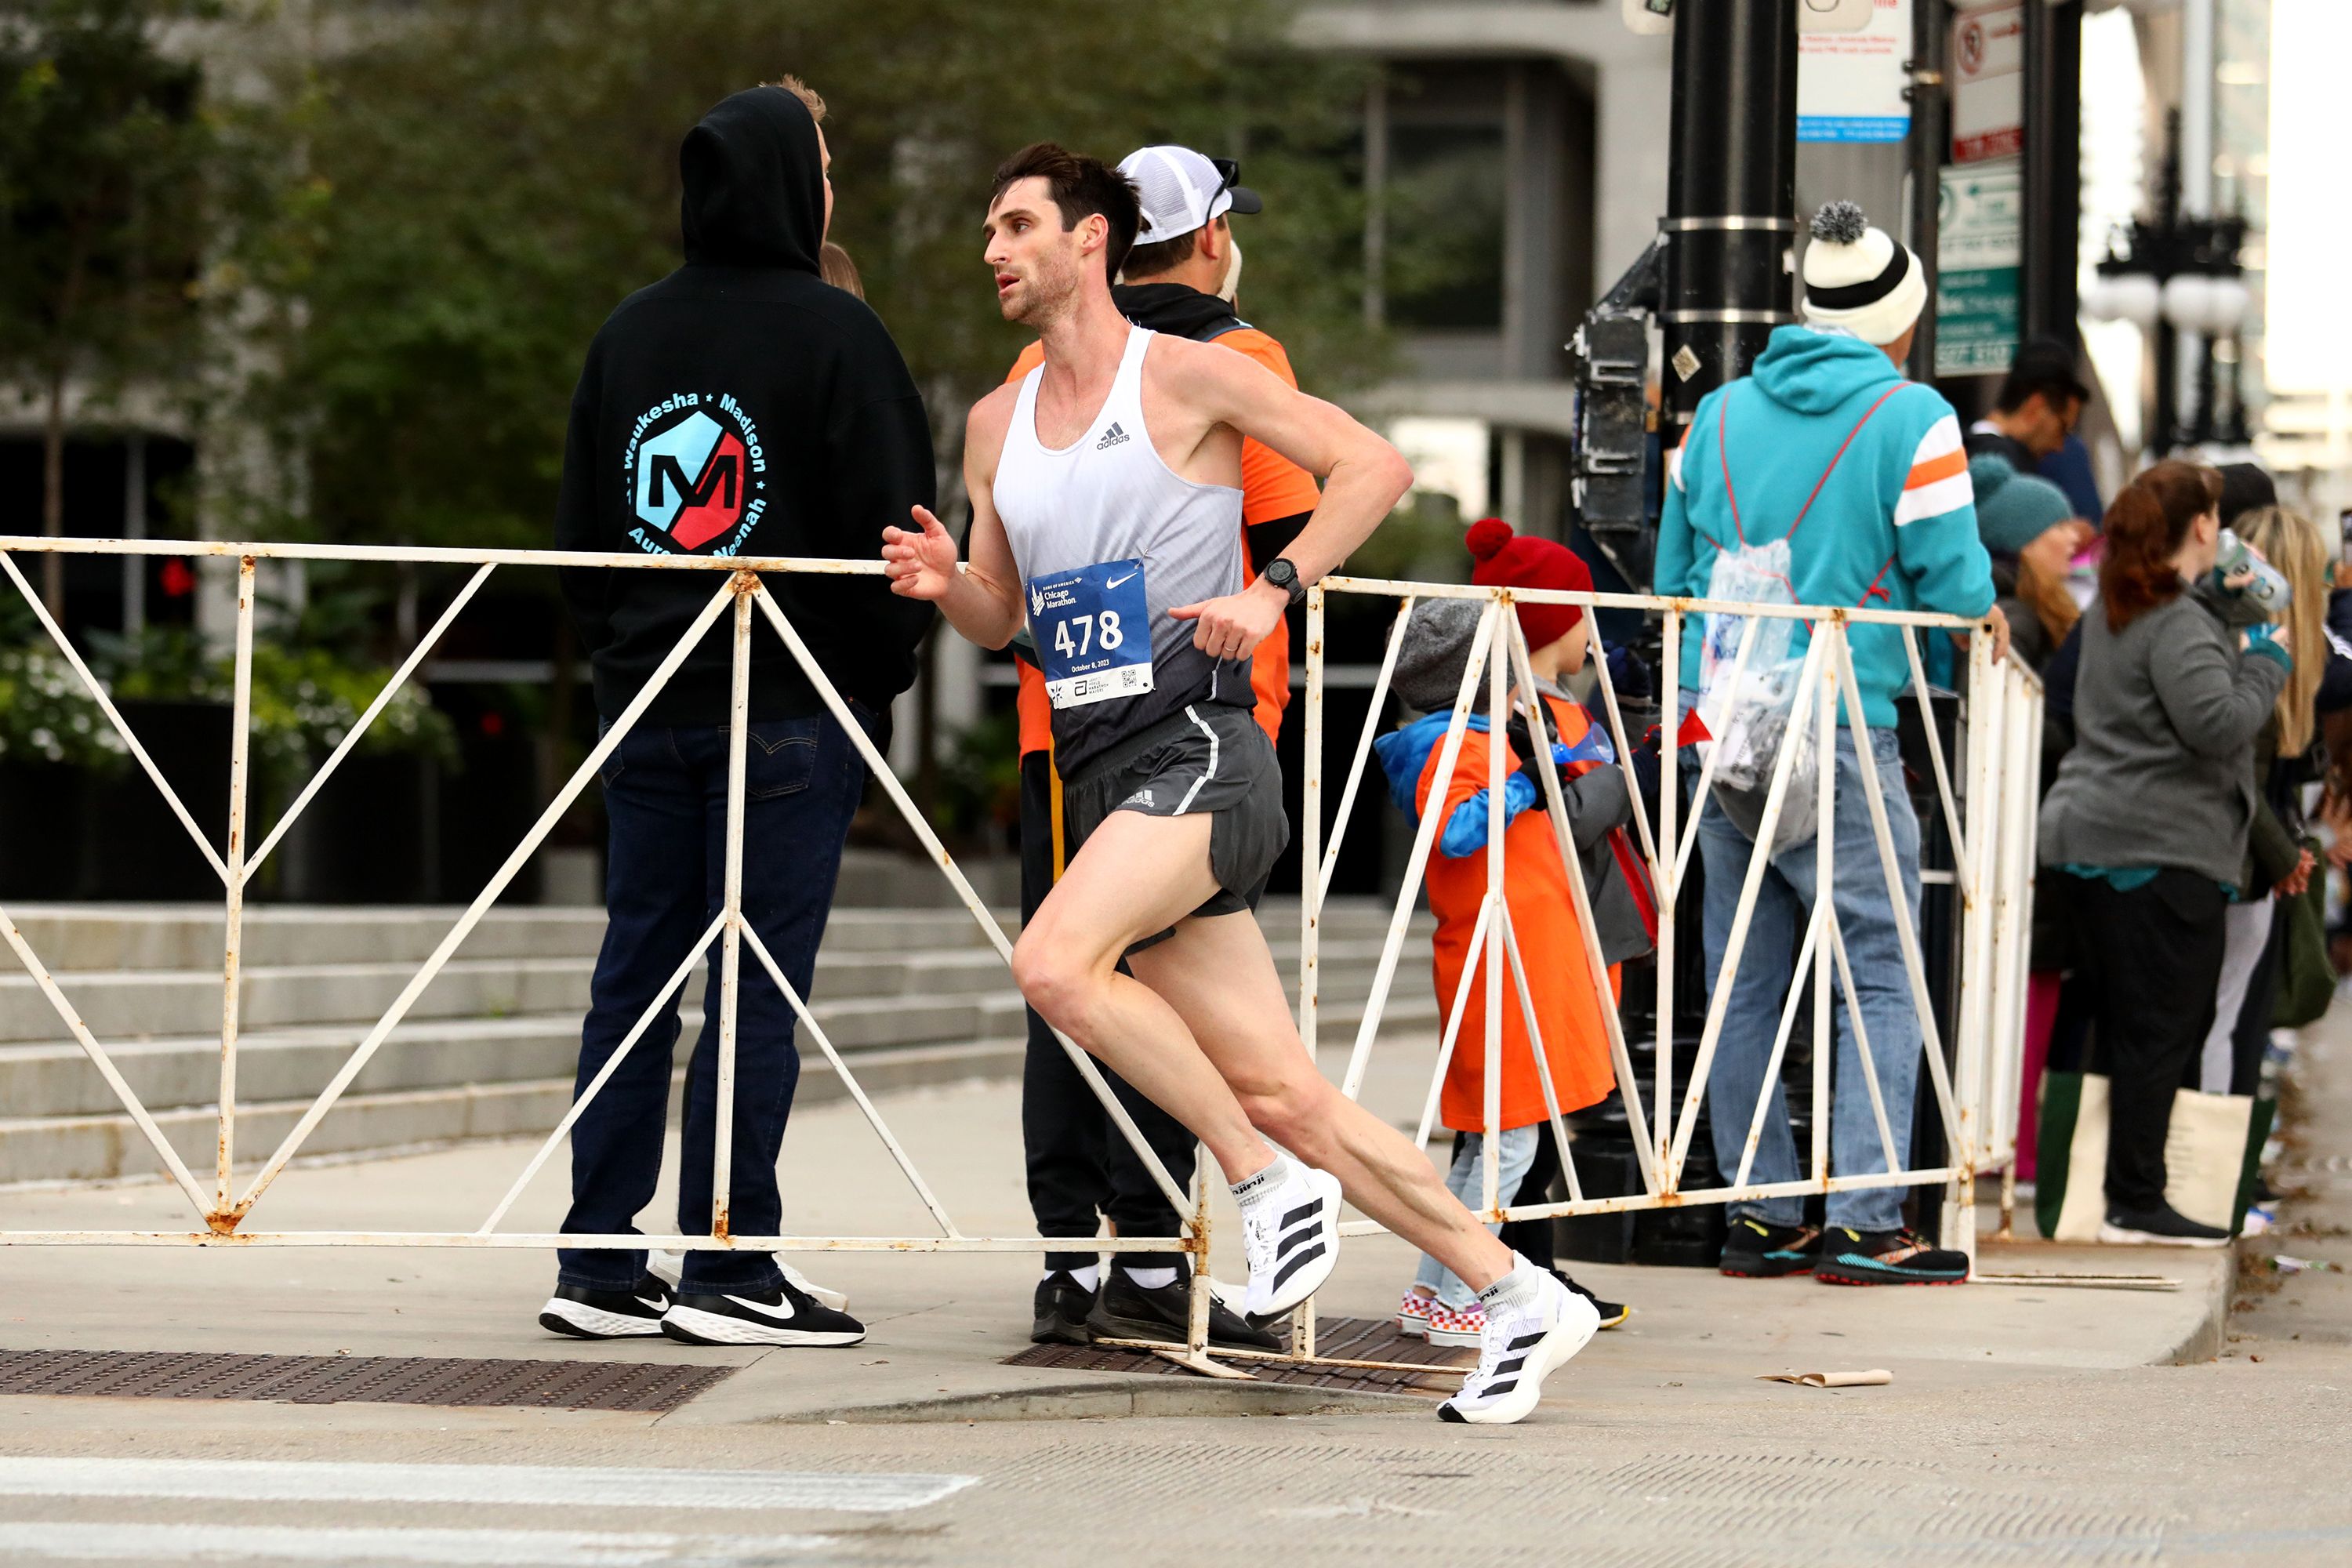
{"left": 1466, "top": 517, "right": 1591, "bottom": 652}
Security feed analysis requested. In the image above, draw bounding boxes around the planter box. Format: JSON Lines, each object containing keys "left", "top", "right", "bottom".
{"left": 270, "top": 752, "right": 444, "bottom": 904}
{"left": 85, "top": 699, "right": 233, "bottom": 902}
{"left": 0, "top": 760, "right": 93, "bottom": 900}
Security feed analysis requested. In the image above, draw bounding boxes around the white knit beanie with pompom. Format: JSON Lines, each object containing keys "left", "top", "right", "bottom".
{"left": 1799, "top": 201, "right": 1928, "bottom": 347}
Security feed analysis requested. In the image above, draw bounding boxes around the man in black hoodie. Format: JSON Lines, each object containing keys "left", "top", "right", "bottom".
{"left": 539, "top": 79, "right": 933, "bottom": 1348}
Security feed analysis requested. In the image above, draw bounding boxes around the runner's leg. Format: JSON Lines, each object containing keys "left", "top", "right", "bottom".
{"left": 1011, "top": 809, "right": 1272, "bottom": 1183}
{"left": 1126, "top": 906, "right": 1515, "bottom": 1294}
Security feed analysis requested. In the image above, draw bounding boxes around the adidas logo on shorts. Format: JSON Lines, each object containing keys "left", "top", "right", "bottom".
{"left": 1095, "top": 422, "right": 1131, "bottom": 450}
{"left": 1124, "top": 788, "right": 1156, "bottom": 808}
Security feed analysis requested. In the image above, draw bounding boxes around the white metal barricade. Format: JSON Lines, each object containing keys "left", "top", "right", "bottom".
{"left": 0, "top": 536, "right": 2035, "bottom": 1378}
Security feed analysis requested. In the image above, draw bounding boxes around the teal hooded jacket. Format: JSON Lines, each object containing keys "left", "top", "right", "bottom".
{"left": 1654, "top": 325, "right": 1996, "bottom": 728}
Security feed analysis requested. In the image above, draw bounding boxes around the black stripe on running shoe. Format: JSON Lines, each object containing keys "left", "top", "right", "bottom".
{"left": 1494, "top": 1356, "right": 1527, "bottom": 1375}
{"left": 1270, "top": 1242, "right": 1327, "bottom": 1292}
{"left": 1508, "top": 1330, "right": 1545, "bottom": 1351}
{"left": 1480, "top": 1379, "right": 1518, "bottom": 1396}
{"left": 1277, "top": 1221, "right": 1319, "bottom": 1260}
{"left": 1279, "top": 1199, "right": 1323, "bottom": 1229}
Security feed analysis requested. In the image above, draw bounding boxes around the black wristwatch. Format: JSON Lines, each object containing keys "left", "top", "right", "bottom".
{"left": 1261, "top": 557, "right": 1308, "bottom": 608}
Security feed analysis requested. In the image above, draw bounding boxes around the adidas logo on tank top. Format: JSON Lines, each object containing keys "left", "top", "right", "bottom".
{"left": 993, "top": 326, "right": 1252, "bottom": 777}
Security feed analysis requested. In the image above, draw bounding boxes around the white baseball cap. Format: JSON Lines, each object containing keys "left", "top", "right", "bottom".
{"left": 1119, "top": 145, "right": 1262, "bottom": 245}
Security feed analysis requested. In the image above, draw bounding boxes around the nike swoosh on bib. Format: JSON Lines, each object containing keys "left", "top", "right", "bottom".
{"left": 1105, "top": 569, "right": 1140, "bottom": 589}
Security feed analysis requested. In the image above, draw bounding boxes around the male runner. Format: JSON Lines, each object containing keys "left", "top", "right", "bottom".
{"left": 1004, "top": 145, "right": 1316, "bottom": 1355}
{"left": 881, "top": 143, "right": 1596, "bottom": 1424}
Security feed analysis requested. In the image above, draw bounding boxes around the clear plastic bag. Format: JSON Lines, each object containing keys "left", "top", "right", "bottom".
{"left": 1696, "top": 538, "right": 1819, "bottom": 855}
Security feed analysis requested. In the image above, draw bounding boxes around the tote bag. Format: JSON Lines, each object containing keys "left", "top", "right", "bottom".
{"left": 2034, "top": 1071, "right": 2272, "bottom": 1241}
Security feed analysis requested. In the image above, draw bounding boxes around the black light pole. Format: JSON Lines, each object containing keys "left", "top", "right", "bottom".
{"left": 1661, "top": 0, "right": 1801, "bottom": 433}
{"left": 2020, "top": 0, "right": 2084, "bottom": 342}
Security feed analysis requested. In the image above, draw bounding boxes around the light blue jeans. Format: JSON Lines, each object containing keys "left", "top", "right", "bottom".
{"left": 1413, "top": 1124, "right": 1540, "bottom": 1308}
{"left": 1693, "top": 727, "right": 1924, "bottom": 1234}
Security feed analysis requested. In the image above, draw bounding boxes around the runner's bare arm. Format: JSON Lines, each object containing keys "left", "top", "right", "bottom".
{"left": 1160, "top": 339, "right": 1413, "bottom": 659}
{"left": 882, "top": 387, "right": 1025, "bottom": 650}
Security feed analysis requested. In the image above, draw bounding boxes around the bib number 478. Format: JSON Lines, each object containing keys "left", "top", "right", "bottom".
{"left": 1051, "top": 609, "right": 1125, "bottom": 662}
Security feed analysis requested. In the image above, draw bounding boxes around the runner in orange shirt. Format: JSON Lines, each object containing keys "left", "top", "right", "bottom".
{"left": 1009, "top": 146, "right": 1319, "bottom": 1353}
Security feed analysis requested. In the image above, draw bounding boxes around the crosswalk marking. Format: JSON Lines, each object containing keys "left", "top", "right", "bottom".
{"left": 0, "top": 1456, "right": 977, "bottom": 1514}
{"left": 0, "top": 1521, "right": 834, "bottom": 1565}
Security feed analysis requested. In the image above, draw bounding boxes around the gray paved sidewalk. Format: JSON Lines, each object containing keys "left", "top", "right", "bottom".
{"left": 0, "top": 1021, "right": 2327, "bottom": 1566}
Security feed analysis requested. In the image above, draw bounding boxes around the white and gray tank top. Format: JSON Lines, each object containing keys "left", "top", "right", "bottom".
{"left": 994, "top": 325, "right": 1251, "bottom": 777}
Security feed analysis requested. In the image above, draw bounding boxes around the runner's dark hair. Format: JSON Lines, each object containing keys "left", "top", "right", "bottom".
{"left": 989, "top": 142, "right": 1141, "bottom": 283}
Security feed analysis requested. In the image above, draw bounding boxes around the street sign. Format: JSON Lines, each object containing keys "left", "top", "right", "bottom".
{"left": 1951, "top": 2, "right": 2024, "bottom": 164}
{"left": 1797, "top": 0, "right": 1913, "bottom": 143}
{"left": 1936, "top": 162, "right": 2022, "bottom": 376}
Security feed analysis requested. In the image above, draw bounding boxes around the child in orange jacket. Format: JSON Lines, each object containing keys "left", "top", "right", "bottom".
{"left": 1372, "top": 522, "right": 1661, "bottom": 1345}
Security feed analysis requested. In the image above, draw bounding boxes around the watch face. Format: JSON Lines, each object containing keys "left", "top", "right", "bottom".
{"left": 1269, "top": 559, "right": 1296, "bottom": 586}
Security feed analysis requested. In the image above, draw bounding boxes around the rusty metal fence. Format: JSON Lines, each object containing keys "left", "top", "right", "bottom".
{"left": 0, "top": 536, "right": 2037, "bottom": 1376}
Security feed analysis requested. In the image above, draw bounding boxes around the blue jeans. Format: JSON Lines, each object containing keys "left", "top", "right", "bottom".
{"left": 557, "top": 706, "right": 874, "bottom": 1293}
{"left": 1412, "top": 1125, "right": 1540, "bottom": 1308}
{"left": 1693, "top": 727, "right": 1923, "bottom": 1233}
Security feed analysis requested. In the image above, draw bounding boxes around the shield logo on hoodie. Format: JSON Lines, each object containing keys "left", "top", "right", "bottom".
{"left": 633, "top": 408, "right": 748, "bottom": 551}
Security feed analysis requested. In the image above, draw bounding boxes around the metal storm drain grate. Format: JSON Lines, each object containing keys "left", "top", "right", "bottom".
{"left": 0, "top": 1348, "right": 734, "bottom": 1412}
{"left": 1005, "top": 1316, "right": 1472, "bottom": 1396}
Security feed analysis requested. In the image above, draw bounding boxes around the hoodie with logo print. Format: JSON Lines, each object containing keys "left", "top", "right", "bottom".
{"left": 554, "top": 86, "right": 935, "bottom": 730}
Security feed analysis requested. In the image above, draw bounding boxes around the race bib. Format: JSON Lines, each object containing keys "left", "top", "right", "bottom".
{"left": 1028, "top": 558, "right": 1153, "bottom": 710}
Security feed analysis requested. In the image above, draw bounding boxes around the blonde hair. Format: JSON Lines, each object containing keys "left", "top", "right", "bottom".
{"left": 2237, "top": 505, "right": 2325, "bottom": 755}
{"left": 766, "top": 74, "right": 825, "bottom": 123}
{"left": 819, "top": 241, "right": 863, "bottom": 299}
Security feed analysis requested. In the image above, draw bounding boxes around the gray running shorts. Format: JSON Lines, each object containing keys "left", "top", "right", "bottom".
{"left": 1061, "top": 702, "right": 1290, "bottom": 953}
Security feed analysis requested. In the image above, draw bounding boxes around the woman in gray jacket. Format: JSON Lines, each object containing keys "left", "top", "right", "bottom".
{"left": 2039, "top": 461, "right": 2290, "bottom": 1247}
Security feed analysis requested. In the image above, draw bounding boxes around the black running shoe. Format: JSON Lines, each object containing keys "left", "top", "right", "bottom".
{"left": 1087, "top": 1267, "right": 1283, "bottom": 1353}
{"left": 1813, "top": 1225, "right": 1970, "bottom": 1286}
{"left": 2100, "top": 1202, "right": 2232, "bottom": 1249}
{"left": 1033, "top": 1270, "right": 1096, "bottom": 1345}
{"left": 1719, "top": 1217, "right": 1822, "bottom": 1278}
{"left": 662, "top": 1279, "right": 867, "bottom": 1346}
{"left": 538, "top": 1272, "right": 672, "bottom": 1339}
{"left": 1551, "top": 1268, "right": 1628, "bottom": 1330}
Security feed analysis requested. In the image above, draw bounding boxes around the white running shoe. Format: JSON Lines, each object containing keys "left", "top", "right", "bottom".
{"left": 1437, "top": 1258, "right": 1599, "bottom": 1425}
{"left": 1238, "top": 1158, "right": 1342, "bottom": 1321}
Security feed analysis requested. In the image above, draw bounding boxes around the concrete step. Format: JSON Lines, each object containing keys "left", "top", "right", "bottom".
{"left": 0, "top": 940, "right": 1414, "bottom": 1120}
{"left": 0, "top": 1036, "right": 1036, "bottom": 1189}
{"left": 0, "top": 990, "right": 1442, "bottom": 1188}
{"left": 2, "top": 898, "right": 1421, "bottom": 974}
{"left": 2, "top": 904, "right": 1003, "bottom": 973}
{"left": 0, "top": 945, "right": 1030, "bottom": 1045}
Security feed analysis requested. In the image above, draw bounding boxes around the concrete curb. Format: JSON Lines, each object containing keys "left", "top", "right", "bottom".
{"left": 2159, "top": 1243, "right": 2238, "bottom": 1366}
{"left": 791, "top": 1377, "right": 1434, "bottom": 1424}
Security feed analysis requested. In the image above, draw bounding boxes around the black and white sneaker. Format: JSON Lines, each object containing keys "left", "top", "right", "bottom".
{"left": 661, "top": 1278, "right": 867, "bottom": 1346}
{"left": 2100, "top": 1202, "right": 2233, "bottom": 1249}
{"left": 1088, "top": 1266, "right": 1283, "bottom": 1352}
{"left": 538, "top": 1272, "right": 673, "bottom": 1340}
{"left": 1033, "top": 1270, "right": 1095, "bottom": 1345}
{"left": 1237, "top": 1156, "right": 1343, "bottom": 1322}
{"left": 1438, "top": 1255, "right": 1599, "bottom": 1425}
{"left": 1553, "top": 1269, "right": 1629, "bottom": 1330}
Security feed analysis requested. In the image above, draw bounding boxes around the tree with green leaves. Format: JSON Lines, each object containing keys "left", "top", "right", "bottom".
{"left": 0, "top": 0, "right": 273, "bottom": 615}
{"left": 239, "top": 0, "right": 1381, "bottom": 555}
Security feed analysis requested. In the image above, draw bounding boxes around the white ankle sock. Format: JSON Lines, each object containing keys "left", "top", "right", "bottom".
{"left": 1229, "top": 1155, "right": 1290, "bottom": 1211}
{"left": 1121, "top": 1266, "right": 1178, "bottom": 1290}
{"left": 1048, "top": 1264, "right": 1100, "bottom": 1291}
{"left": 1477, "top": 1254, "right": 1540, "bottom": 1305}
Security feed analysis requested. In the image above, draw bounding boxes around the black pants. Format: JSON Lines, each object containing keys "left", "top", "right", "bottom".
{"left": 2074, "top": 870, "right": 2227, "bottom": 1213}
{"left": 561, "top": 709, "right": 873, "bottom": 1292}
{"left": 1018, "top": 749, "right": 1195, "bottom": 1273}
